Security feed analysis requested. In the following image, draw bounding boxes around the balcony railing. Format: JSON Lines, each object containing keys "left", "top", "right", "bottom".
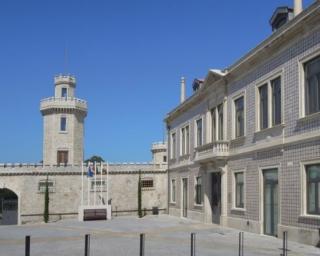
{"left": 40, "top": 97, "right": 87, "bottom": 113}
{"left": 194, "top": 141, "right": 229, "bottom": 162}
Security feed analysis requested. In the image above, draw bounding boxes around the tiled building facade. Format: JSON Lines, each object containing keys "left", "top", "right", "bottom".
{"left": 165, "top": 1, "right": 320, "bottom": 245}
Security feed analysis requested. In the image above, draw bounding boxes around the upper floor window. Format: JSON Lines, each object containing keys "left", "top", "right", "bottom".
{"left": 259, "top": 84, "right": 269, "bottom": 130}
{"left": 61, "top": 88, "right": 67, "bottom": 98}
{"left": 170, "top": 132, "right": 176, "bottom": 159}
{"left": 304, "top": 56, "right": 320, "bottom": 115}
{"left": 257, "top": 75, "right": 282, "bottom": 130}
{"left": 210, "top": 108, "right": 216, "bottom": 142}
{"left": 234, "top": 96, "right": 244, "bottom": 138}
{"left": 181, "top": 125, "right": 190, "bottom": 155}
{"left": 271, "top": 77, "right": 282, "bottom": 126}
{"left": 196, "top": 119, "right": 203, "bottom": 147}
{"left": 218, "top": 104, "right": 224, "bottom": 140}
{"left": 60, "top": 117, "right": 67, "bottom": 131}
{"left": 306, "top": 164, "right": 320, "bottom": 215}
{"left": 195, "top": 176, "right": 202, "bottom": 205}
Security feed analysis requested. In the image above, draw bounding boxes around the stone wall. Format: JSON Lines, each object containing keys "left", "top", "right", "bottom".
{"left": 0, "top": 164, "right": 167, "bottom": 224}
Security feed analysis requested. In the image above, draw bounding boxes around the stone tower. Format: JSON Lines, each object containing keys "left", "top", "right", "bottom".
{"left": 40, "top": 75, "right": 87, "bottom": 166}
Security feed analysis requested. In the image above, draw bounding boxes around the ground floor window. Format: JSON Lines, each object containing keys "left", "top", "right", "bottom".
{"left": 171, "top": 179, "right": 176, "bottom": 203}
{"left": 306, "top": 164, "right": 320, "bottom": 215}
{"left": 235, "top": 172, "right": 244, "bottom": 208}
{"left": 141, "top": 179, "right": 154, "bottom": 188}
{"left": 91, "top": 179, "right": 106, "bottom": 192}
{"left": 195, "top": 176, "right": 202, "bottom": 205}
{"left": 38, "top": 180, "right": 55, "bottom": 193}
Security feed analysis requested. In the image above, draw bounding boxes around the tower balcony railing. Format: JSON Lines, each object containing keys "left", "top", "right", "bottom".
{"left": 40, "top": 97, "right": 87, "bottom": 112}
{"left": 194, "top": 141, "right": 229, "bottom": 163}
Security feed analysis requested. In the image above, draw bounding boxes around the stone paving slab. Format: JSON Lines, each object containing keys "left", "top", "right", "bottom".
{"left": 0, "top": 215, "right": 319, "bottom": 256}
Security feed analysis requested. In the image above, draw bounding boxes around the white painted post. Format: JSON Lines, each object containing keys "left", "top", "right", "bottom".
{"left": 100, "top": 162, "right": 103, "bottom": 205}
{"left": 81, "top": 162, "right": 84, "bottom": 206}
{"left": 94, "top": 162, "right": 97, "bottom": 206}
{"left": 87, "top": 162, "right": 90, "bottom": 206}
{"left": 106, "top": 162, "right": 109, "bottom": 207}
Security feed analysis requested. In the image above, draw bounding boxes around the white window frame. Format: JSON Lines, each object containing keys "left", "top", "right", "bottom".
{"left": 180, "top": 124, "right": 190, "bottom": 156}
{"left": 255, "top": 70, "right": 284, "bottom": 131}
{"left": 170, "top": 131, "right": 177, "bottom": 159}
{"left": 170, "top": 178, "right": 176, "bottom": 204}
{"left": 194, "top": 117, "right": 204, "bottom": 148}
{"left": 194, "top": 175, "right": 203, "bottom": 206}
{"left": 232, "top": 91, "right": 246, "bottom": 139}
{"left": 300, "top": 159, "right": 320, "bottom": 219}
{"left": 231, "top": 169, "right": 246, "bottom": 211}
{"left": 298, "top": 49, "right": 320, "bottom": 118}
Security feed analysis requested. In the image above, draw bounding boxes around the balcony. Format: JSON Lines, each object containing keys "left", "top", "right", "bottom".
{"left": 40, "top": 97, "right": 87, "bottom": 114}
{"left": 194, "top": 141, "right": 229, "bottom": 162}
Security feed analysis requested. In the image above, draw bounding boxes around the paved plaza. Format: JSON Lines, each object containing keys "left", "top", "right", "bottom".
{"left": 0, "top": 215, "right": 319, "bottom": 256}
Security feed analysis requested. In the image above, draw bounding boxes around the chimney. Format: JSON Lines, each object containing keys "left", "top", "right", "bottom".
{"left": 294, "top": 0, "right": 303, "bottom": 16}
{"left": 180, "top": 76, "right": 186, "bottom": 103}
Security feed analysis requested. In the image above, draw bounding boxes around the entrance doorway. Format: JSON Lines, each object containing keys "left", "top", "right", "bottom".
{"left": 182, "top": 178, "right": 188, "bottom": 218}
{"left": 211, "top": 172, "right": 221, "bottom": 224}
{"left": 263, "top": 169, "right": 278, "bottom": 236}
{"left": 0, "top": 189, "right": 18, "bottom": 225}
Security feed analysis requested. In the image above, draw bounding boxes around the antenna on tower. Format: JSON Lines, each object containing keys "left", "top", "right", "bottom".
{"left": 64, "top": 41, "right": 69, "bottom": 74}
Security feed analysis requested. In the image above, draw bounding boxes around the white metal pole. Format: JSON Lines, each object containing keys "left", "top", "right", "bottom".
{"left": 94, "top": 162, "right": 97, "bottom": 206}
{"left": 81, "top": 161, "right": 84, "bottom": 207}
{"left": 106, "top": 162, "right": 109, "bottom": 207}
{"left": 87, "top": 162, "right": 90, "bottom": 206}
{"left": 100, "top": 162, "right": 103, "bottom": 205}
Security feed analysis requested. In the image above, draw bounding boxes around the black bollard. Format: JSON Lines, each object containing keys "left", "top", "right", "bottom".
{"left": 140, "top": 233, "right": 145, "bottom": 256}
{"left": 84, "top": 234, "right": 90, "bottom": 256}
{"left": 25, "top": 236, "right": 30, "bottom": 256}
{"left": 282, "top": 231, "right": 288, "bottom": 256}
{"left": 191, "top": 233, "right": 196, "bottom": 256}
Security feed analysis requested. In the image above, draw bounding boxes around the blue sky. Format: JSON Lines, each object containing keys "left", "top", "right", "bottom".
{"left": 0, "top": 0, "right": 314, "bottom": 163}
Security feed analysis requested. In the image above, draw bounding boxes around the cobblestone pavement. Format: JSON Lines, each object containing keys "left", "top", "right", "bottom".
{"left": 0, "top": 215, "right": 319, "bottom": 256}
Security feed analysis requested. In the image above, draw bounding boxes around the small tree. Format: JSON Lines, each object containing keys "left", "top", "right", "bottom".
{"left": 44, "top": 175, "right": 49, "bottom": 223}
{"left": 84, "top": 155, "right": 104, "bottom": 164}
{"left": 138, "top": 169, "right": 143, "bottom": 218}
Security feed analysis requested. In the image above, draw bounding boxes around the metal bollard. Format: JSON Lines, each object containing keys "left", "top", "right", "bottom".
{"left": 191, "top": 233, "right": 196, "bottom": 256}
{"left": 238, "top": 232, "right": 244, "bottom": 256}
{"left": 84, "top": 234, "right": 90, "bottom": 256}
{"left": 25, "top": 236, "right": 30, "bottom": 256}
{"left": 281, "top": 231, "right": 288, "bottom": 256}
{"left": 140, "top": 233, "right": 145, "bottom": 256}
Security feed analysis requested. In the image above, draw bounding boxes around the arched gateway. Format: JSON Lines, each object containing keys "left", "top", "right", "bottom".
{"left": 0, "top": 188, "right": 18, "bottom": 225}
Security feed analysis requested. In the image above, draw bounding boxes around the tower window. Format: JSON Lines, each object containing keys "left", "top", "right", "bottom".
{"left": 60, "top": 117, "right": 67, "bottom": 131}
{"left": 57, "top": 150, "right": 68, "bottom": 165}
{"left": 61, "top": 88, "right": 67, "bottom": 98}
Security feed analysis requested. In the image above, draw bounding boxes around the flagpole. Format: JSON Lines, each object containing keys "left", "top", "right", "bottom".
{"left": 106, "top": 161, "right": 109, "bottom": 208}
{"left": 81, "top": 161, "right": 84, "bottom": 207}
{"left": 87, "top": 162, "right": 90, "bottom": 206}
{"left": 94, "top": 161, "right": 97, "bottom": 206}
{"left": 100, "top": 162, "right": 103, "bottom": 205}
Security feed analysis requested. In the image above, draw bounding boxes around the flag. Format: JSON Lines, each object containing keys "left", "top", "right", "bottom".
{"left": 87, "top": 166, "right": 94, "bottom": 177}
